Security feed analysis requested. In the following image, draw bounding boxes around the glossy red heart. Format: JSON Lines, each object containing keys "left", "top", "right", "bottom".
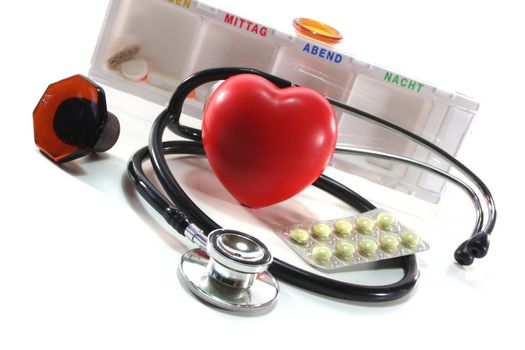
{"left": 202, "top": 74, "right": 337, "bottom": 208}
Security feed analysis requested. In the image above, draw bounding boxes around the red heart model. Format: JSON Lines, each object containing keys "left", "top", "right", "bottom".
{"left": 202, "top": 74, "right": 337, "bottom": 209}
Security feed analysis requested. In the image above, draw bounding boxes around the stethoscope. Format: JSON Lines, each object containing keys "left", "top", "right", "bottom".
{"left": 128, "top": 67, "right": 496, "bottom": 311}
{"left": 34, "top": 68, "right": 496, "bottom": 313}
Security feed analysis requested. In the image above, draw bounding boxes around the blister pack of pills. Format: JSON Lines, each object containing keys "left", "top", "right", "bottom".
{"left": 275, "top": 209, "right": 429, "bottom": 272}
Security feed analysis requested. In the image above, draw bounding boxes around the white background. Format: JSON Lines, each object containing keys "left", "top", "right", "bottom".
{"left": 0, "top": 0, "right": 524, "bottom": 349}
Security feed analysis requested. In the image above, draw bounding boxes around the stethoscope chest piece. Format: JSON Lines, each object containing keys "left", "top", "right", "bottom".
{"left": 178, "top": 229, "right": 279, "bottom": 312}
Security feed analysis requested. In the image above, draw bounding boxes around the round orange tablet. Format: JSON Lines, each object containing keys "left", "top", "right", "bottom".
{"left": 292, "top": 18, "right": 343, "bottom": 45}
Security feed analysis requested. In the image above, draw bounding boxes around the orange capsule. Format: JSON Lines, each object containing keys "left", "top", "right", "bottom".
{"left": 292, "top": 18, "right": 343, "bottom": 45}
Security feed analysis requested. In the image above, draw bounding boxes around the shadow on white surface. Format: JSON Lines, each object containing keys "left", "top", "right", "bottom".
{"left": 55, "top": 150, "right": 189, "bottom": 253}
{"left": 179, "top": 156, "right": 240, "bottom": 203}
{"left": 446, "top": 263, "right": 490, "bottom": 290}
{"left": 121, "top": 173, "right": 188, "bottom": 253}
{"left": 277, "top": 263, "right": 419, "bottom": 309}
{"left": 180, "top": 157, "right": 321, "bottom": 226}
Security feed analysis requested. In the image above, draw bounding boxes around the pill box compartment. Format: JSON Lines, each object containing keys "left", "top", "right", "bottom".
{"left": 333, "top": 74, "right": 475, "bottom": 202}
{"left": 90, "top": 0, "right": 202, "bottom": 107}
{"left": 271, "top": 47, "right": 355, "bottom": 102}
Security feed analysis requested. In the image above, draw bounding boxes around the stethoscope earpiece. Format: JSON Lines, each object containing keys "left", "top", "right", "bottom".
{"left": 178, "top": 228, "right": 279, "bottom": 312}
{"left": 454, "top": 241, "right": 475, "bottom": 266}
{"left": 455, "top": 231, "right": 490, "bottom": 266}
{"left": 33, "top": 75, "right": 120, "bottom": 163}
{"left": 466, "top": 231, "right": 490, "bottom": 259}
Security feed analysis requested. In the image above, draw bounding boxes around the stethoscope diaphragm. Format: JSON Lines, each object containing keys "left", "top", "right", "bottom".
{"left": 178, "top": 229, "right": 279, "bottom": 312}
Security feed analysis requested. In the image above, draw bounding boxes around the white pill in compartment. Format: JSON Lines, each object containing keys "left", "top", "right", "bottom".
{"left": 121, "top": 58, "right": 149, "bottom": 81}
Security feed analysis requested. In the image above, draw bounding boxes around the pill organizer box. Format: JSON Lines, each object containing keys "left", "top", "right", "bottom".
{"left": 89, "top": 0, "right": 479, "bottom": 203}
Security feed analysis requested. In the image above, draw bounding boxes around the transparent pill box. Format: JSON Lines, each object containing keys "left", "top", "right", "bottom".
{"left": 89, "top": 0, "right": 479, "bottom": 204}
{"left": 275, "top": 209, "right": 429, "bottom": 272}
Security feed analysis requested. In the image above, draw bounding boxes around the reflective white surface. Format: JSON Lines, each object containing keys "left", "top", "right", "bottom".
{"left": 0, "top": 0, "right": 523, "bottom": 349}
